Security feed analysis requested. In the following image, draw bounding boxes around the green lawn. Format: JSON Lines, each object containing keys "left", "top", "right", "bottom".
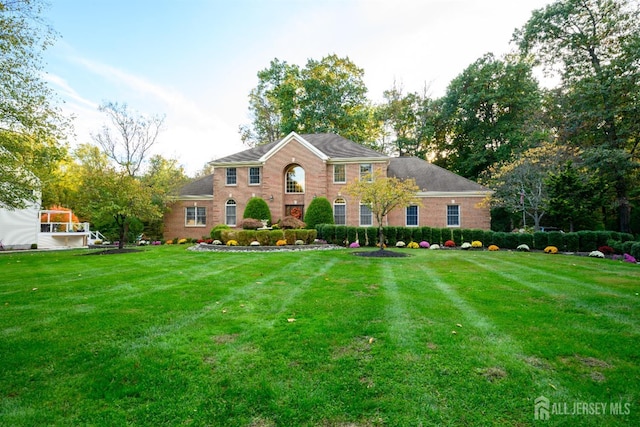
{"left": 1, "top": 246, "right": 638, "bottom": 426}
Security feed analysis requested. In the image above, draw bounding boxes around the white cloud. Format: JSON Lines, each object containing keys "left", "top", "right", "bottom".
{"left": 47, "top": 56, "right": 245, "bottom": 175}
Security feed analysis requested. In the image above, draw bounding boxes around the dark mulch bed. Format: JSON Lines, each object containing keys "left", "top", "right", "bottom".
{"left": 352, "top": 249, "right": 411, "bottom": 258}
{"left": 84, "top": 248, "right": 142, "bottom": 255}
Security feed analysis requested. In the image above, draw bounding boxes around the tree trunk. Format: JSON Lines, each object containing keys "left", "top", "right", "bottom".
{"left": 378, "top": 225, "right": 385, "bottom": 250}
{"left": 116, "top": 214, "right": 127, "bottom": 250}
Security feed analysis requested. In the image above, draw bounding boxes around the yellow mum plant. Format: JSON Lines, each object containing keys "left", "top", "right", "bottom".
{"left": 226, "top": 240, "right": 238, "bottom": 246}
{"left": 471, "top": 241, "right": 483, "bottom": 248}
{"left": 407, "top": 241, "right": 420, "bottom": 249}
{"left": 488, "top": 245, "right": 500, "bottom": 251}
{"left": 544, "top": 246, "right": 558, "bottom": 254}
{"left": 276, "top": 239, "right": 287, "bottom": 246}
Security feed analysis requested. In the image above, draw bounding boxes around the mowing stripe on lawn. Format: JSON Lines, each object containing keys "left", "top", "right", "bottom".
{"left": 463, "top": 255, "right": 640, "bottom": 333}
{"left": 415, "top": 261, "right": 566, "bottom": 395}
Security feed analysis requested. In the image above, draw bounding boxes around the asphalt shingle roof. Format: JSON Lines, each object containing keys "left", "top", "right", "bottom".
{"left": 211, "top": 133, "right": 386, "bottom": 164}
{"left": 178, "top": 174, "right": 214, "bottom": 196}
{"left": 388, "top": 157, "right": 489, "bottom": 193}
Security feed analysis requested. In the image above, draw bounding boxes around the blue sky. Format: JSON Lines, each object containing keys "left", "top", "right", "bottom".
{"left": 42, "top": 0, "right": 554, "bottom": 176}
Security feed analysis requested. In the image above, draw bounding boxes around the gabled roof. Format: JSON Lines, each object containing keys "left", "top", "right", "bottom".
{"left": 178, "top": 174, "right": 214, "bottom": 198}
{"left": 210, "top": 132, "right": 387, "bottom": 165}
{"left": 388, "top": 157, "right": 490, "bottom": 194}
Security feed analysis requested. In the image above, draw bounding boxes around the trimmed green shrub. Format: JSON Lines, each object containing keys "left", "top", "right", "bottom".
{"left": 533, "top": 232, "right": 548, "bottom": 250}
{"left": 563, "top": 233, "right": 580, "bottom": 252}
{"left": 431, "top": 228, "right": 442, "bottom": 246}
{"left": 347, "top": 227, "right": 358, "bottom": 245}
{"left": 210, "top": 224, "right": 231, "bottom": 241}
{"left": 256, "top": 230, "right": 271, "bottom": 246}
{"left": 284, "top": 229, "right": 296, "bottom": 245}
{"left": 607, "top": 239, "right": 624, "bottom": 254}
{"left": 504, "top": 233, "right": 519, "bottom": 250}
{"left": 492, "top": 232, "right": 508, "bottom": 248}
{"left": 366, "top": 227, "right": 378, "bottom": 246}
{"left": 420, "top": 227, "right": 432, "bottom": 243}
{"left": 399, "top": 227, "right": 413, "bottom": 243}
{"left": 410, "top": 227, "right": 422, "bottom": 243}
{"left": 220, "top": 229, "right": 238, "bottom": 244}
{"left": 595, "top": 231, "right": 611, "bottom": 248}
{"left": 303, "top": 197, "right": 334, "bottom": 229}
{"left": 577, "top": 231, "right": 597, "bottom": 252}
{"left": 243, "top": 197, "right": 271, "bottom": 223}
{"left": 269, "top": 229, "right": 284, "bottom": 245}
{"left": 335, "top": 226, "right": 347, "bottom": 246}
{"left": 470, "top": 229, "right": 485, "bottom": 242}
{"left": 483, "top": 230, "right": 495, "bottom": 246}
{"left": 237, "top": 230, "right": 257, "bottom": 246}
{"left": 547, "top": 232, "right": 564, "bottom": 249}
{"left": 317, "top": 224, "right": 334, "bottom": 243}
{"left": 384, "top": 227, "right": 398, "bottom": 246}
{"left": 452, "top": 229, "right": 463, "bottom": 246}
{"left": 622, "top": 241, "right": 635, "bottom": 254}
{"left": 630, "top": 242, "right": 640, "bottom": 260}
{"left": 517, "top": 233, "right": 533, "bottom": 248}
{"left": 440, "top": 228, "right": 453, "bottom": 244}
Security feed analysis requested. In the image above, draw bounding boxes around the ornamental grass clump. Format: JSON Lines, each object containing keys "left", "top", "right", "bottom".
{"left": 407, "top": 242, "right": 420, "bottom": 249}
{"left": 471, "top": 241, "right": 483, "bottom": 249}
{"left": 419, "top": 241, "right": 430, "bottom": 248}
{"left": 516, "top": 244, "right": 530, "bottom": 252}
{"left": 444, "top": 240, "right": 456, "bottom": 248}
{"left": 488, "top": 245, "right": 499, "bottom": 251}
{"left": 544, "top": 246, "right": 558, "bottom": 254}
{"left": 589, "top": 250, "right": 605, "bottom": 258}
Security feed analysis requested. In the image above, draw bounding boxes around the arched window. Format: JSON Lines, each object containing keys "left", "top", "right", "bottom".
{"left": 225, "top": 199, "right": 237, "bottom": 226}
{"left": 285, "top": 165, "right": 305, "bottom": 193}
{"left": 334, "top": 198, "right": 346, "bottom": 225}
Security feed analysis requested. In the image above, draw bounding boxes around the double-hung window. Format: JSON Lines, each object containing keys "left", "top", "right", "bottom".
{"left": 249, "top": 167, "right": 261, "bottom": 185}
{"left": 226, "top": 168, "right": 237, "bottom": 185}
{"left": 447, "top": 205, "right": 460, "bottom": 227}
{"left": 185, "top": 207, "right": 206, "bottom": 227}
{"left": 360, "top": 163, "right": 373, "bottom": 181}
{"left": 225, "top": 200, "right": 237, "bottom": 226}
{"left": 333, "top": 164, "right": 346, "bottom": 183}
{"left": 334, "top": 198, "right": 346, "bottom": 225}
{"left": 360, "top": 203, "right": 373, "bottom": 226}
{"left": 406, "top": 205, "right": 418, "bottom": 227}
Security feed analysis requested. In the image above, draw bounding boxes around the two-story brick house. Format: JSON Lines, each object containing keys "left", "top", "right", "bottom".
{"left": 163, "top": 132, "right": 492, "bottom": 240}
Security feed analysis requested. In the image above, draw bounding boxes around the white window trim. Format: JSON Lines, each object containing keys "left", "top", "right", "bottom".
{"left": 406, "top": 205, "right": 419, "bottom": 227}
{"left": 185, "top": 206, "right": 207, "bottom": 227}
{"left": 333, "top": 164, "right": 346, "bottom": 184}
{"left": 225, "top": 200, "right": 237, "bottom": 226}
{"left": 359, "top": 203, "right": 373, "bottom": 227}
{"left": 447, "top": 205, "right": 460, "bottom": 228}
{"left": 248, "top": 167, "right": 261, "bottom": 186}
{"left": 333, "top": 198, "right": 346, "bottom": 225}
{"left": 226, "top": 168, "right": 237, "bottom": 186}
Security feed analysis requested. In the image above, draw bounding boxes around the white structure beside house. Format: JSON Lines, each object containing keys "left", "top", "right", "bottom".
{"left": 0, "top": 202, "right": 40, "bottom": 250}
{"left": 0, "top": 205, "right": 99, "bottom": 250}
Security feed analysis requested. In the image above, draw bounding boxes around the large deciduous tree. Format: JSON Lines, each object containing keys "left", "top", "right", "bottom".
{"left": 0, "top": 0, "right": 68, "bottom": 209}
{"left": 84, "top": 103, "right": 167, "bottom": 248}
{"left": 514, "top": 0, "right": 640, "bottom": 232}
{"left": 485, "top": 143, "right": 580, "bottom": 230}
{"left": 437, "top": 53, "right": 544, "bottom": 180}
{"left": 240, "top": 55, "right": 382, "bottom": 149}
{"left": 377, "top": 82, "right": 443, "bottom": 158}
{"left": 346, "top": 169, "right": 420, "bottom": 249}
{"left": 92, "top": 102, "right": 165, "bottom": 177}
